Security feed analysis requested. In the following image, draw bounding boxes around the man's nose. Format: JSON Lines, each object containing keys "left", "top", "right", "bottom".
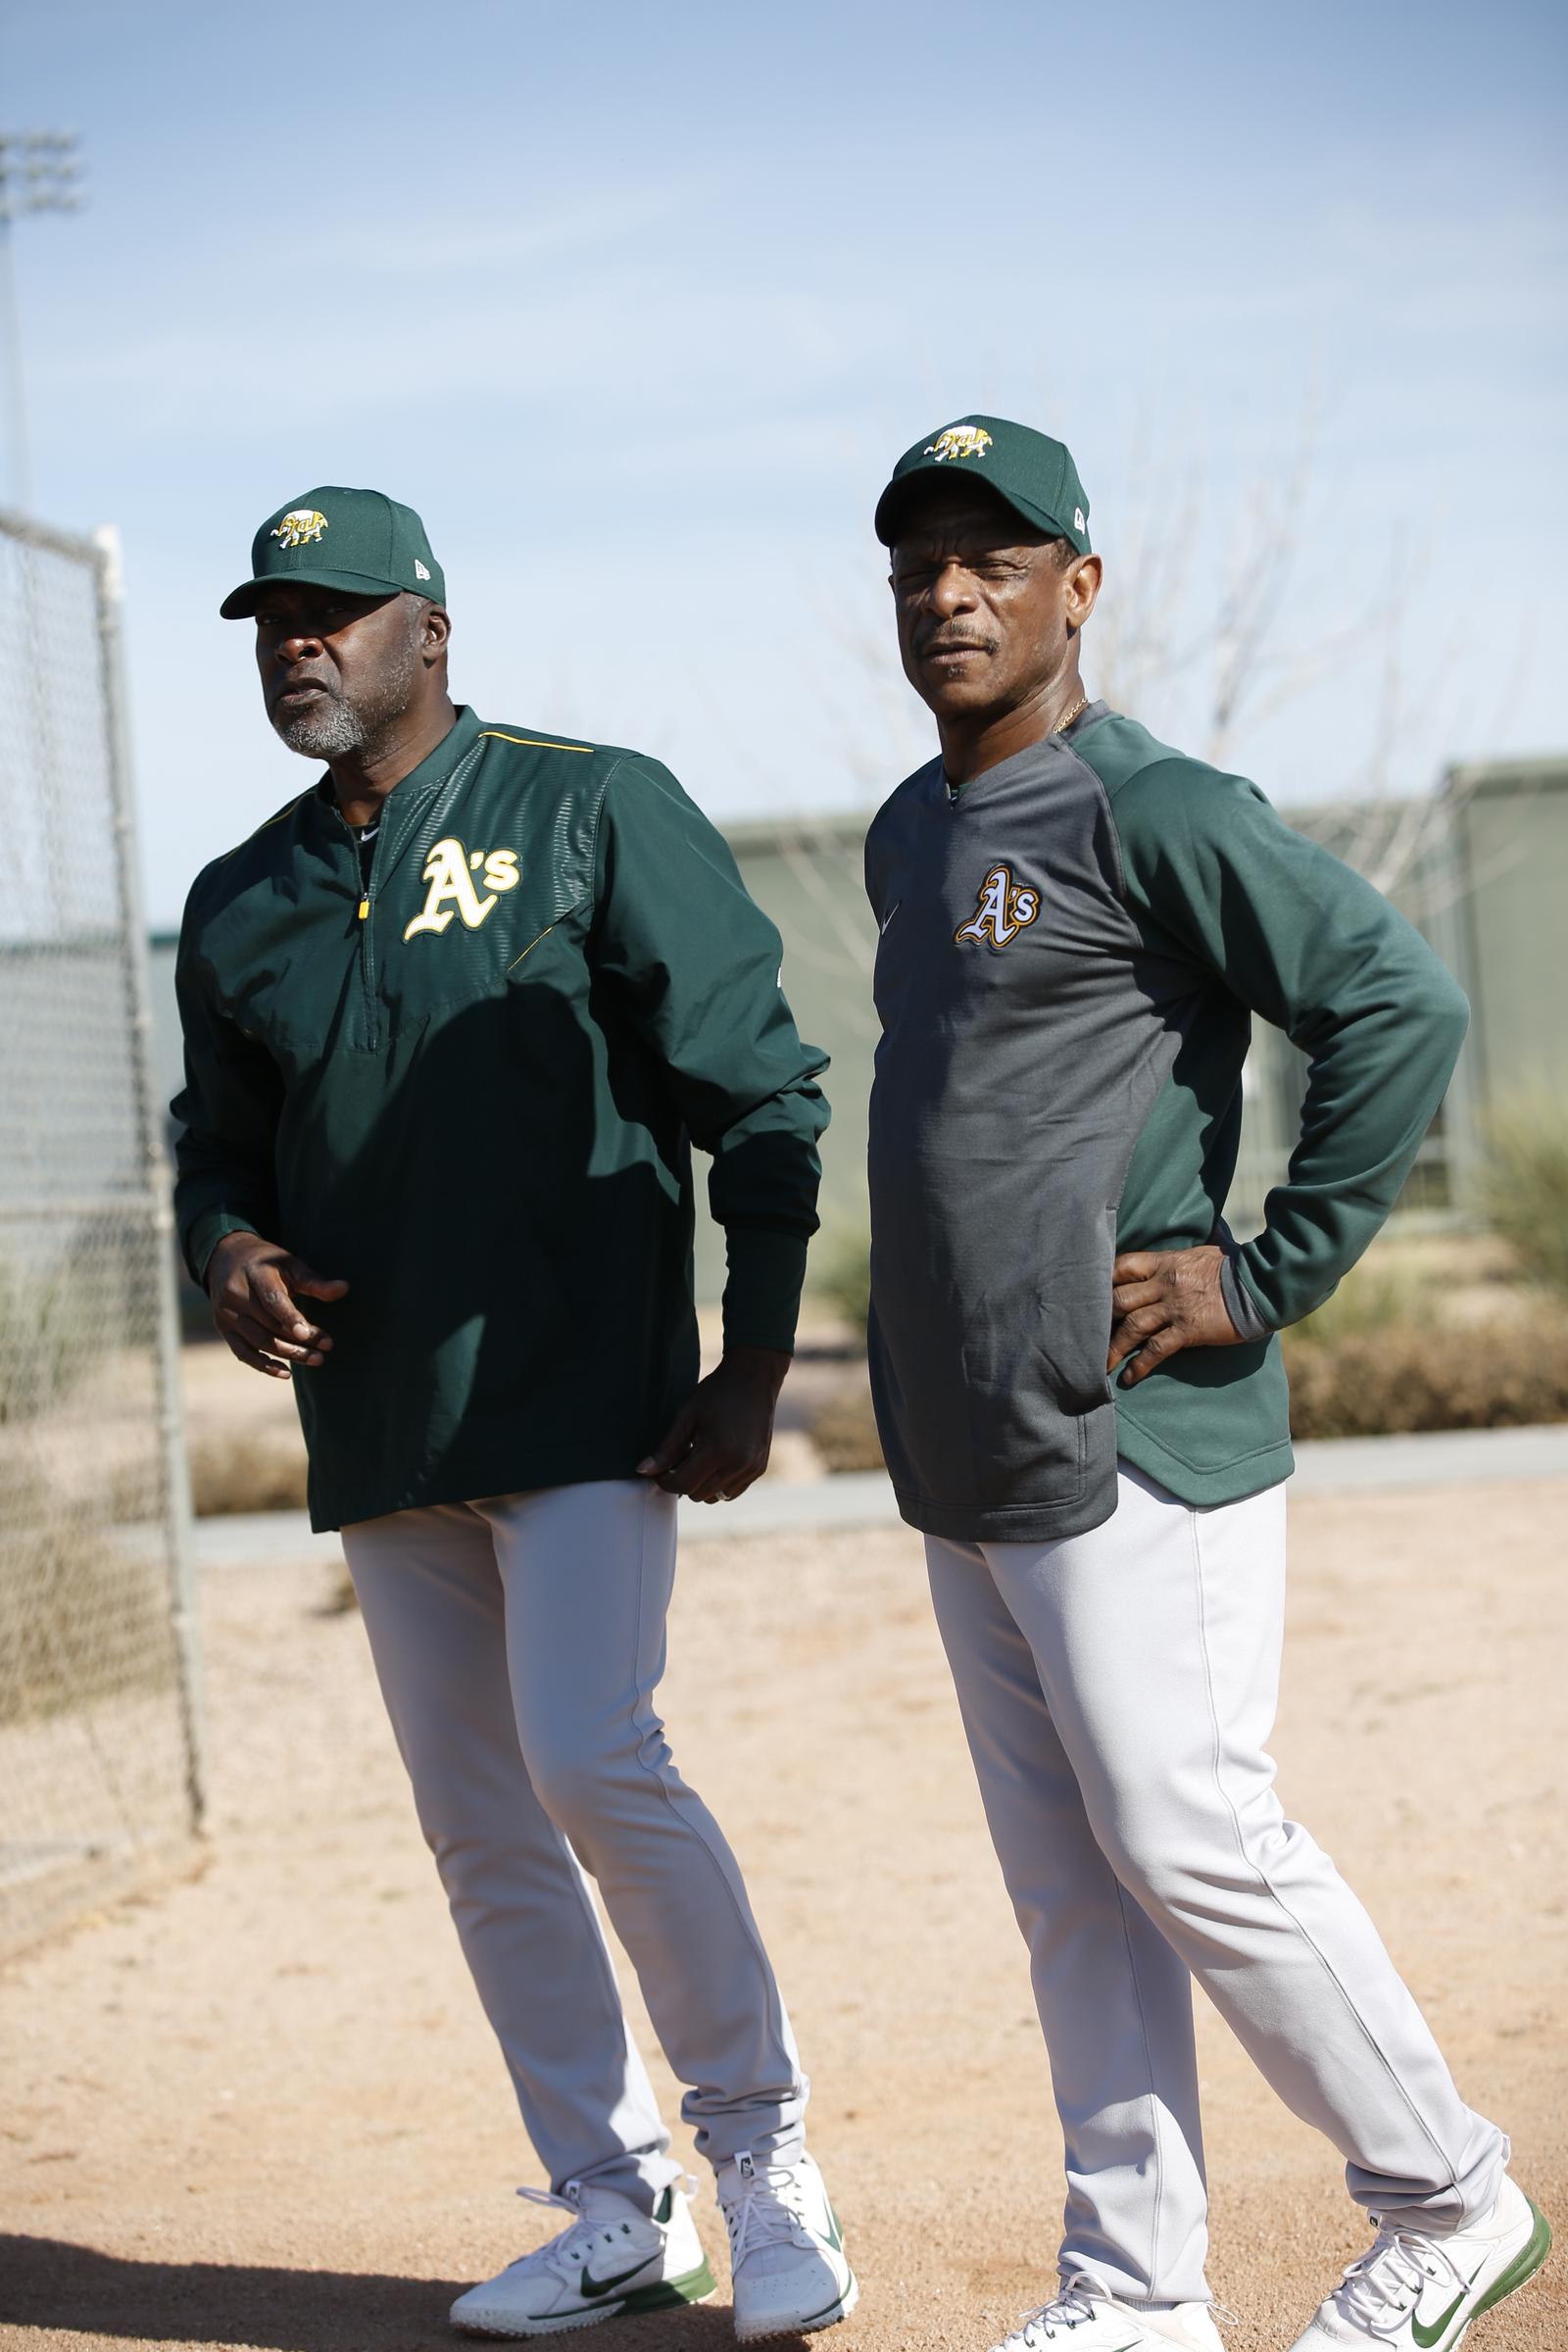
{"left": 928, "top": 561, "right": 977, "bottom": 617}
{"left": 276, "top": 628, "right": 324, "bottom": 662}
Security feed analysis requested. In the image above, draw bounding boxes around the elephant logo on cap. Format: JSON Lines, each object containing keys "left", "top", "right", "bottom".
{"left": 924, "top": 424, "right": 993, "bottom": 465}
{"left": 272, "top": 509, "right": 329, "bottom": 549}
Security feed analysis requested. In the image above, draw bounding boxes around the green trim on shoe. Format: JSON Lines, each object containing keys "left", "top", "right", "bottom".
{"left": 1461, "top": 2198, "right": 1551, "bottom": 2338}
{"left": 617, "top": 2256, "right": 718, "bottom": 2314}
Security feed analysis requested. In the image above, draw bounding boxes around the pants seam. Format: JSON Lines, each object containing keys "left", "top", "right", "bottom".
{"left": 626, "top": 1486, "right": 798, "bottom": 2110}
{"left": 1186, "top": 1503, "right": 1459, "bottom": 2191}
{"left": 1111, "top": 1875, "right": 1166, "bottom": 2300}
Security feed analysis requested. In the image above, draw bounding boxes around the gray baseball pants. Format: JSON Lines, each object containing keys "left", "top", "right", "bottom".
{"left": 341, "top": 1478, "right": 806, "bottom": 2212}
{"left": 926, "top": 1461, "right": 1506, "bottom": 2310}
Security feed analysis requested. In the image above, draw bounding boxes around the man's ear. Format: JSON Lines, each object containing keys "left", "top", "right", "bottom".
{"left": 422, "top": 603, "right": 452, "bottom": 659}
{"left": 1064, "top": 553, "right": 1103, "bottom": 631}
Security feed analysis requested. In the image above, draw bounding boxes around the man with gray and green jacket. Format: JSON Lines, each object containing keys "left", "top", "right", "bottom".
{"left": 865, "top": 417, "right": 1548, "bottom": 2352}
{"left": 172, "top": 487, "right": 857, "bottom": 2342}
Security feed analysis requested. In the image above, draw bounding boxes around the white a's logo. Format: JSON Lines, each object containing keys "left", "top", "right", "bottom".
{"left": 403, "top": 839, "right": 520, "bottom": 941}
{"left": 956, "top": 861, "right": 1040, "bottom": 949}
{"left": 272, "top": 508, "right": 328, "bottom": 548}
{"left": 924, "top": 423, "right": 994, "bottom": 465}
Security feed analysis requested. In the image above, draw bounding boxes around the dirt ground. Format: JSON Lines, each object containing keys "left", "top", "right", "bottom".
{"left": 2, "top": 1480, "right": 1564, "bottom": 2352}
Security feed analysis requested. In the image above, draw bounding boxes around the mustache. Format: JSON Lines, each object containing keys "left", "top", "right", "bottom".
{"left": 917, "top": 632, "right": 998, "bottom": 657}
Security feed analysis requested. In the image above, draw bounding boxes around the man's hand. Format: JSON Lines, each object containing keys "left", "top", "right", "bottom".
{"left": 206, "top": 1232, "right": 350, "bottom": 1379}
{"left": 636, "top": 1347, "right": 791, "bottom": 1503}
{"left": 1107, "top": 1245, "right": 1244, "bottom": 1389}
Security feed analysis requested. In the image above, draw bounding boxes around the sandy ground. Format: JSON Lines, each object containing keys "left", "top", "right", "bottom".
{"left": 2, "top": 1479, "right": 1564, "bottom": 2352}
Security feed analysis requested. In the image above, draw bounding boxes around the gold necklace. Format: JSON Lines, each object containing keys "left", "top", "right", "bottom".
{"left": 946, "top": 692, "right": 1092, "bottom": 804}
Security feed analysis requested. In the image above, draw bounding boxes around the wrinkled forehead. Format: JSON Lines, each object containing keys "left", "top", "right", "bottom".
{"left": 886, "top": 475, "right": 1050, "bottom": 563}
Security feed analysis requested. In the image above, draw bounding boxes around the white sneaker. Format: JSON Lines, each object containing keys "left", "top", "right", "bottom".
{"left": 715, "top": 2147, "right": 858, "bottom": 2341}
{"left": 450, "top": 2176, "right": 716, "bottom": 2336}
{"left": 1288, "top": 2175, "right": 1551, "bottom": 2351}
{"left": 990, "top": 2275, "right": 1226, "bottom": 2352}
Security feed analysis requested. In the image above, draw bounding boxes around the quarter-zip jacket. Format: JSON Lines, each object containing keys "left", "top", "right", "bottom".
{"left": 172, "top": 708, "right": 829, "bottom": 1531}
{"left": 864, "top": 704, "right": 1468, "bottom": 1543}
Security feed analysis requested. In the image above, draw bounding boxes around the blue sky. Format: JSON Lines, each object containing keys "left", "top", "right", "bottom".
{"left": 4, "top": 0, "right": 1564, "bottom": 924}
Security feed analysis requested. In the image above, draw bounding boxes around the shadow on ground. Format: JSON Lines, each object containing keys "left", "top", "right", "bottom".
{"left": 0, "top": 2238, "right": 786, "bottom": 2351}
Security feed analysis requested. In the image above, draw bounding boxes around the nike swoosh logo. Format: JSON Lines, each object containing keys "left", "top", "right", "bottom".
{"left": 1411, "top": 2288, "right": 1466, "bottom": 2347}
{"left": 579, "top": 2256, "right": 658, "bottom": 2300}
{"left": 879, "top": 902, "right": 901, "bottom": 934}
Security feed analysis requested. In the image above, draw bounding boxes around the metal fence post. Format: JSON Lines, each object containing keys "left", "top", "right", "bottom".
{"left": 92, "top": 521, "right": 206, "bottom": 1834}
{"left": 0, "top": 504, "right": 206, "bottom": 1953}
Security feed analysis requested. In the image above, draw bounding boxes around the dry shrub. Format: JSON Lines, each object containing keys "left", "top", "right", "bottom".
{"left": 809, "top": 1313, "right": 1568, "bottom": 1469}
{"left": 810, "top": 1375, "right": 884, "bottom": 1473}
{"left": 187, "top": 1428, "right": 309, "bottom": 1517}
{"left": 0, "top": 1245, "right": 110, "bottom": 1425}
{"left": 0, "top": 1452, "right": 172, "bottom": 1723}
{"left": 1288, "top": 1255, "right": 1437, "bottom": 1347}
{"left": 1281, "top": 1314, "right": 1568, "bottom": 1440}
{"left": 1478, "top": 1094, "right": 1568, "bottom": 1297}
{"left": 809, "top": 1226, "right": 872, "bottom": 1336}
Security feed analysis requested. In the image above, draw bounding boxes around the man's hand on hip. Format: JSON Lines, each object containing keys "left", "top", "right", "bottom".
{"left": 206, "top": 1232, "right": 350, "bottom": 1378}
{"left": 637, "top": 1347, "right": 791, "bottom": 1504}
{"left": 1108, "top": 1245, "right": 1244, "bottom": 1388}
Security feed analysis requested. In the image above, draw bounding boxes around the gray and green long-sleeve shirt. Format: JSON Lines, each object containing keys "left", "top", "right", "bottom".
{"left": 863, "top": 702, "right": 1468, "bottom": 1543}
{"left": 172, "top": 707, "right": 828, "bottom": 1531}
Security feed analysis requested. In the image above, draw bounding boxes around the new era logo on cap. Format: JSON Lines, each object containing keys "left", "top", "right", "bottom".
{"left": 415, "top": 560, "right": 431, "bottom": 581}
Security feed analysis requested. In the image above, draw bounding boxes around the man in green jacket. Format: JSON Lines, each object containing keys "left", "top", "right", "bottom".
{"left": 173, "top": 487, "right": 857, "bottom": 2342}
{"left": 863, "top": 418, "right": 1548, "bottom": 2352}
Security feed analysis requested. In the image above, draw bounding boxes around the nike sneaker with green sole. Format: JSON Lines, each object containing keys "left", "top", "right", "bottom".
{"left": 450, "top": 2176, "right": 715, "bottom": 2337}
{"left": 1288, "top": 2175, "right": 1551, "bottom": 2351}
{"left": 715, "top": 2147, "right": 858, "bottom": 2341}
{"left": 987, "top": 2275, "right": 1226, "bottom": 2351}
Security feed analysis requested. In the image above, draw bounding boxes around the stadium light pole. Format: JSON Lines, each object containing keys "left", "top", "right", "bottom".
{"left": 0, "top": 130, "right": 84, "bottom": 513}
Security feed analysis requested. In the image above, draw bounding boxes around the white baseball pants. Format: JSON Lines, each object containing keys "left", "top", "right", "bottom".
{"left": 926, "top": 1462, "right": 1506, "bottom": 2310}
{"left": 341, "top": 1479, "right": 806, "bottom": 2212}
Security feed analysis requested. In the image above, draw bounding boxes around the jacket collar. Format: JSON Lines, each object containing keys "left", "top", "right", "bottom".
{"left": 313, "top": 704, "right": 483, "bottom": 835}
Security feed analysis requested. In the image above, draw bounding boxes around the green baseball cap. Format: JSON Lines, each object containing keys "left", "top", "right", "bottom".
{"left": 873, "top": 415, "right": 1091, "bottom": 555}
{"left": 220, "top": 485, "right": 446, "bottom": 618}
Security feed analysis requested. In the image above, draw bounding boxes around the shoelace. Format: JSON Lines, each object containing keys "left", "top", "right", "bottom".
{"left": 1332, "top": 2224, "right": 1466, "bottom": 2333}
{"left": 1001, "top": 2273, "right": 1110, "bottom": 2345}
{"left": 721, "top": 2161, "right": 817, "bottom": 2268}
{"left": 509, "top": 2180, "right": 675, "bottom": 2286}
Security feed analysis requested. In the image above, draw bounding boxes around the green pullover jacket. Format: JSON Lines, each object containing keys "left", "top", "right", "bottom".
{"left": 864, "top": 704, "right": 1469, "bottom": 1542}
{"left": 172, "top": 707, "right": 829, "bottom": 1530}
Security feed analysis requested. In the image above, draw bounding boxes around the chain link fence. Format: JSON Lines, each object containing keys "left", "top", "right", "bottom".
{"left": 0, "top": 508, "right": 203, "bottom": 1956}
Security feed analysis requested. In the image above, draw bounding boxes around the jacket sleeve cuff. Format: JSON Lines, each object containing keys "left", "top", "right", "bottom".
{"left": 1220, "top": 1250, "right": 1275, "bottom": 1345}
{"left": 720, "top": 1226, "right": 810, "bottom": 1355}
{"left": 183, "top": 1209, "right": 264, "bottom": 1291}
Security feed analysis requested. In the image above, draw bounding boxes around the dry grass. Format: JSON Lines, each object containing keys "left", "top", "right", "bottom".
{"left": 1282, "top": 1313, "right": 1568, "bottom": 1439}
{"left": 808, "top": 1287, "right": 1568, "bottom": 1472}
{"left": 0, "top": 1451, "right": 173, "bottom": 1723}
{"left": 1478, "top": 1094, "right": 1568, "bottom": 1297}
{"left": 186, "top": 1428, "right": 310, "bottom": 1517}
